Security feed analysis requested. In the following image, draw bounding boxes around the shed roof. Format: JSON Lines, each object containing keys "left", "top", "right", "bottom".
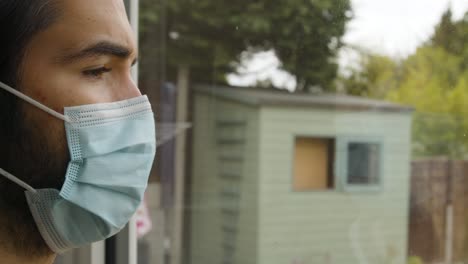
{"left": 195, "top": 85, "right": 414, "bottom": 113}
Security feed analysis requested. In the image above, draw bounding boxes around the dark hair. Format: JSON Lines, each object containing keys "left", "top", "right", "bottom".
{"left": 0, "top": 0, "right": 60, "bottom": 258}
{"left": 0, "top": 1, "right": 60, "bottom": 85}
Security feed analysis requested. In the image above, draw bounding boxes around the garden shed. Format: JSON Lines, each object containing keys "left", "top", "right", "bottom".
{"left": 188, "top": 85, "right": 413, "bottom": 264}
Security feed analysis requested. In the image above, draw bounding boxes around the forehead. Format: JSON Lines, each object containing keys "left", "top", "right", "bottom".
{"left": 41, "top": 0, "right": 136, "bottom": 55}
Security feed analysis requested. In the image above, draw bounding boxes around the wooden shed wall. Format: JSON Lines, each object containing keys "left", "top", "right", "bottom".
{"left": 257, "top": 106, "right": 412, "bottom": 264}
{"left": 189, "top": 94, "right": 260, "bottom": 264}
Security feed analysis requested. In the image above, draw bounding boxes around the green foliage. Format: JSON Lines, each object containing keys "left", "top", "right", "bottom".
{"left": 407, "top": 256, "right": 423, "bottom": 264}
{"left": 339, "top": 9, "right": 468, "bottom": 158}
{"left": 139, "top": 0, "right": 351, "bottom": 91}
{"left": 338, "top": 51, "right": 400, "bottom": 98}
{"left": 430, "top": 9, "right": 468, "bottom": 69}
{"left": 387, "top": 47, "right": 468, "bottom": 158}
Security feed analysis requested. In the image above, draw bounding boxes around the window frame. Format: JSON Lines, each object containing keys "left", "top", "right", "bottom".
{"left": 336, "top": 136, "right": 384, "bottom": 193}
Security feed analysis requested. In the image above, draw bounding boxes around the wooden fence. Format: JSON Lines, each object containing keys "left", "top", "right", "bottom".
{"left": 409, "top": 159, "right": 468, "bottom": 263}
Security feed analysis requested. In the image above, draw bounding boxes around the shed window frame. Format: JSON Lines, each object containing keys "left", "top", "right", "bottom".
{"left": 336, "top": 137, "right": 384, "bottom": 192}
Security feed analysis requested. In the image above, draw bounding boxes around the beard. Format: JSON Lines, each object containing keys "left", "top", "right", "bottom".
{"left": 0, "top": 100, "right": 69, "bottom": 257}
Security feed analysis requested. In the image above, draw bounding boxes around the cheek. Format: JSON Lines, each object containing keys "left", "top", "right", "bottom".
{"left": 20, "top": 102, "right": 69, "bottom": 159}
{"left": 21, "top": 61, "right": 72, "bottom": 113}
{"left": 21, "top": 53, "right": 102, "bottom": 111}
{"left": 22, "top": 70, "right": 82, "bottom": 112}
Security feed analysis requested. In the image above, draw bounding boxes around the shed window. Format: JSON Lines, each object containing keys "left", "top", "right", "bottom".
{"left": 293, "top": 137, "right": 334, "bottom": 191}
{"left": 346, "top": 142, "right": 381, "bottom": 186}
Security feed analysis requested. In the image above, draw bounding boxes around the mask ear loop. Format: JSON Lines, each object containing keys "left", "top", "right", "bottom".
{"left": 0, "top": 82, "right": 71, "bottom": 123}
{"left": 0, "top": 168, "right": 37, "bottom": 194}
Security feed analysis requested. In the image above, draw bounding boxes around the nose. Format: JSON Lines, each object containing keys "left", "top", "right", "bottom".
{"left": 128, "top": 77, "right": 142, "bottom": 97}
{"left": 116, "top": 74, "right": 141, "bottom": 101}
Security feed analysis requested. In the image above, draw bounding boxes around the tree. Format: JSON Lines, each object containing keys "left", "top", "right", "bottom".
{"left": 386, "top": 46, "right": 467, "bottom": 158}
{"left": 338, "top": 9, "right": 468, "bottom": 158}
{"left": 431, "top": 9, "right": 458, "bottom": 53}
{"left": 138, "top": 0, "right": 352, "bottom": 92}
{"left": 337, "top": 51, "right": 400, "bottom": 98}
{"left": 430, "top": 9, "right": 468, "bottom": 64}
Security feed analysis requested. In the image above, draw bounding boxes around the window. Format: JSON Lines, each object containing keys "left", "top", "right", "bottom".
{"left": 338, "top": 138, "right": 383, "bottom": 191}
{"left": 347, "top": 142, "right": 381, "bottom": 185}
{"left": 293, "top": 137, "right": 335, "bottom": 191}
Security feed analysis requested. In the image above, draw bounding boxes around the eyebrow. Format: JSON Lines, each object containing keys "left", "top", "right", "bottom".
{"left": 56, "top": 41, "right": 137, "bottom": 65}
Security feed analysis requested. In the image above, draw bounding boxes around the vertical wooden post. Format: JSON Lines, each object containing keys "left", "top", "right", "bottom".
{"left": 445, "top": 205, "right": 454, "bottom": 264}
{"left": 445, "top": 160, "right": 453, "bottom": 264}
{"left": 171, "top": 65, "right": 190, "bottom": 264}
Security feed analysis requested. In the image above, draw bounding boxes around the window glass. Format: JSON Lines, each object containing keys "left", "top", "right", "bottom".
{"left": 347, "top": 142, "right": 380, "bottom": 185}
{"left": 131, "top": 1, "right": 468, "bottom": 264}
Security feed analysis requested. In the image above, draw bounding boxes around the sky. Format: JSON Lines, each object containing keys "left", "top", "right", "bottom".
{"left": 344, "top": 0, "right": 468, "bottom": 57}
{"left": 227, "top": 0, "right": 468, "bottom": 90}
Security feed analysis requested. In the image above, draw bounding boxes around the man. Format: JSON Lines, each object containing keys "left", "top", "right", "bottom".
{"left": 0, "top": 0, "right": 155, "bottom": 263}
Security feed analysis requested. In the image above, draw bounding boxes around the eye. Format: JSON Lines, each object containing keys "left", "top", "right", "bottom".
{"left": 82, "top": 67, "right": 112, "bottom": 78}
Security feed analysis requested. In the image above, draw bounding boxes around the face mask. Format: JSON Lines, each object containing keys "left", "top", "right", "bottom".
{"left": 0, "top": 82, "right": 156, "bottom": 253}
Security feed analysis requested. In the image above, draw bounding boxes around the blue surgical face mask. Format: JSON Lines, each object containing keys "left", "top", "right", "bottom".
{"left": 0, "top": 82, "right": 156, "bottom": 253}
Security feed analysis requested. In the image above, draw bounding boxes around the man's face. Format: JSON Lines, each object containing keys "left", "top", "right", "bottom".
{"left": 15, "top": 0, "right": 139, "bottom": 187}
